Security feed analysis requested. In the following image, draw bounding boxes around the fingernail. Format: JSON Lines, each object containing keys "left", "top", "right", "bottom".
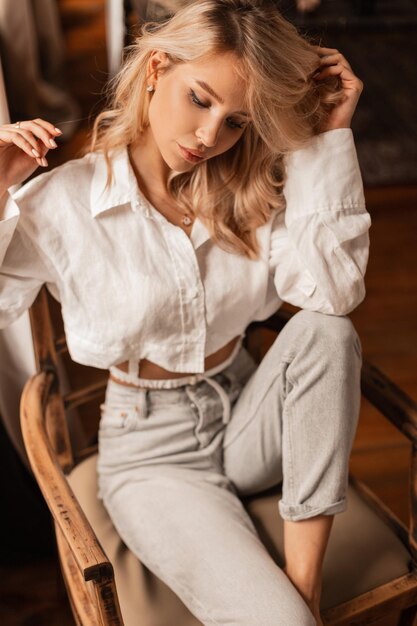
{"left": 32, "top": 148, "right": 41, "bottom": 158}
{"left": 49, "top": 139, "right": 57, "bottom": 148}
{"left": 54, "top": 128, "right": 62, "bottom": 134}
{"left": 41, "top": 157, "right": 48, "bottom": 167}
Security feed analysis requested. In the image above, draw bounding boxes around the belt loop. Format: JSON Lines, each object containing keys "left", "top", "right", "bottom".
{"left": 135, "top": 389, "right": 149, "bottom": 420}
{"left": 136, "top": 388, "right": 149, "bottom": 419}
{"left": 128, "top": 358, "right": 138, "bottom": 377}
{"left": 202, "top": 375, "right": 231, "bottom": 425}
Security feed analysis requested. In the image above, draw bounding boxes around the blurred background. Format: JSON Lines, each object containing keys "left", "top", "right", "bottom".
{"left": 0, "top": 0, "right": 416, "bottom": 624}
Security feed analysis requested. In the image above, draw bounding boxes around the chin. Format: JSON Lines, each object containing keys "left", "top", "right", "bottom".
{"left": 159, "top": 146, "right": 192, "bottom": 174}
{"left": 170, "top": 156, "right": 198, "bottom": 174}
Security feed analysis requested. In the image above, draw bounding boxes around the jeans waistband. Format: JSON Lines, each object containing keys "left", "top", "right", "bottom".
{"left": 108, "top": 334, "right": 245, "bottom": 391}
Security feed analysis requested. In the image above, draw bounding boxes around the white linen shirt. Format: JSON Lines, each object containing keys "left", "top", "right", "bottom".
{"left": 0, "top": 128, "right": 371, "bottom": 373}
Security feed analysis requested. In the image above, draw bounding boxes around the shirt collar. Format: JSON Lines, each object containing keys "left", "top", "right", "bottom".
{"left": 90, "top": 147, "right": 139, "bottom": 218}
{"left": 89, "top": 146, "right": 211, "bottom": 248}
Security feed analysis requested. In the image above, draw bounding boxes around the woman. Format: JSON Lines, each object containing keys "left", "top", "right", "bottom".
{"left": 0, "top": 1, "right": 370, "bottom": 624}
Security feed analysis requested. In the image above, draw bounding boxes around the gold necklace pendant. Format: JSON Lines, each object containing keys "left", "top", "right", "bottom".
{"left": 182, "top": 215, "right": 193, "bottom": 226}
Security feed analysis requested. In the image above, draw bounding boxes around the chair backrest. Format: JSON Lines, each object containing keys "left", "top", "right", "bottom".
{"left": 28, "top": 286, "right": 108, "bottom": 472}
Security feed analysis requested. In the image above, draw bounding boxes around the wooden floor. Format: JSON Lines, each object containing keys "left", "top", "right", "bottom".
{"left": 0, "top": 1, "right": 416, "bottom": 625}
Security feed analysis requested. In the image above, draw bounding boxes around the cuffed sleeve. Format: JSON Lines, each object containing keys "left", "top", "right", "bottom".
{"left": 269, "top": 128, "right": 371, "bottom": 315}
{"left": 0, "top": 192, "right": 20, "bottom": 267}
{"left": 0, "top": 191, "right": 52, "bottom": 328}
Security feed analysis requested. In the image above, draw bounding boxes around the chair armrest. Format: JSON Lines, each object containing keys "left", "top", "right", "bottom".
{"left": 361, "top": 360, "right": 417, "bottom": 443}
{"left": 20, "top": 372, "right": 113, "bottom": 584}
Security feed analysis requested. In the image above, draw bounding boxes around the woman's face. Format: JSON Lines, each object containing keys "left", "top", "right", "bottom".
{"left": 146, "top": 51, "right": 251, "bottom": 172}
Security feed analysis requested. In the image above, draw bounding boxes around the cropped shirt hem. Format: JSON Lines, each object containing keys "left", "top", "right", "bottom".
{"left": 108, "top": 334, "right": 245, "bottom": 389}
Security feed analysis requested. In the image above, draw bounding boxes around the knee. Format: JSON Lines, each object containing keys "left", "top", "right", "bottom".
{"left": 289, "top": 310, "right": 362, "bottom": 360}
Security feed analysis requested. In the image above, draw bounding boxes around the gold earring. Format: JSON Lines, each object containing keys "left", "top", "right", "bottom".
{"left": 147, "top": 85, "right": 154, "bottom": 92}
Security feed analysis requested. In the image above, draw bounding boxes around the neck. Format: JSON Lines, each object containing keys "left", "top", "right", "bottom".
{"left": 129, "top": 128, "right": 171, "bottom": 198}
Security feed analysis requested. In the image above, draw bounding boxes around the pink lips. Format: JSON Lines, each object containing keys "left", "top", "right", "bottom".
{"left": 178, "top": 144, "right": 205, "bottom": 163}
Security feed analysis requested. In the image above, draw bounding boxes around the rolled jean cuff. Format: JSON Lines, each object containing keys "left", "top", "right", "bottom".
{"left": 278, "top": 497, "right": 347, "bottom": 522}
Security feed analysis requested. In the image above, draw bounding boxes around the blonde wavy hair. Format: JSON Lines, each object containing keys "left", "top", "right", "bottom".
{"left": 89, "top": 0, "right": 343, "bottom": 259}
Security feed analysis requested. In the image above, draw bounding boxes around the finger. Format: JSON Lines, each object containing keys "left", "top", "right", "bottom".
{"left": 34, "top": 156, "right": 48, "bottom": 167}
{"left": 33, "top": 117, "right": 62, "bottom": 137}
{"left": 24, "top": 118, "right": 62, "bottom": 136}
{"left": 18, "top": 121, "right": 58, "bottom": 150}
{"left": 312, "top": 45, "right": 340, "bottom": 54}
{"left": 0, "top": 129, "right": 42, "bottom": 160}
{"left": 317, "top": 52, "right": 352, "bottom": 72}
{"left": 8, "top": 127, "right": 46, "bottom": 155}
{"left": 314, "top": 64, "right": 363, "bottom": 89}
{"left": 31, "top": 117, "right": 63, "bottom": 137}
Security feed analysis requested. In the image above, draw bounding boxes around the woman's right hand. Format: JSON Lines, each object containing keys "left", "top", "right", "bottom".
{"left": 0, "top": 119, "right": 62, "bottom": 193}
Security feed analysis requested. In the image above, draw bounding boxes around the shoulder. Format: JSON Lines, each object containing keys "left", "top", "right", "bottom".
{"left": 12, "top": 151, "right": 100, "bottom": 210}
{"left": 10, "top": 151, "right": 117, "bottom": 232}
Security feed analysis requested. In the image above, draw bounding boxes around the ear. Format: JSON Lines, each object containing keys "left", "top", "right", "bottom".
{"left": 147, "top": 50, "right": 170, "bottom": 82}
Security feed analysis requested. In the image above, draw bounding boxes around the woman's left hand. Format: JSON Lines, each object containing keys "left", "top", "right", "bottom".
{"left": 312, "top": 45, "right": 364, "bottom": 132}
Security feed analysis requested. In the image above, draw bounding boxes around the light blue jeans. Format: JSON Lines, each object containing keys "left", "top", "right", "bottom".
{"left": 97, "top": 311, "right": 362, "bottom": 626}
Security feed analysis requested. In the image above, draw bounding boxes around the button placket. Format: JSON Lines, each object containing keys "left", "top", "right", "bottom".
{"left": 163, "top": 224, "right": 206, "bottom": 371}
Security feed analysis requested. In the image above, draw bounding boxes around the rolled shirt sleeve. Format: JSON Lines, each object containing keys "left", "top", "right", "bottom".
{"left": 0, "top": 192, "right": 20, "bottom": 266}
{"left": 269, "top": 128, "right": 371, "bottom": 315}
{"left": 0, "top": 191, "right": 51, "bottom": 328}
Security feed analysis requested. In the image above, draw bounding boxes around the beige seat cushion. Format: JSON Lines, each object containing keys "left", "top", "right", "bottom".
{"left": 68, "top": 454, "right": 411, "bottom": 626}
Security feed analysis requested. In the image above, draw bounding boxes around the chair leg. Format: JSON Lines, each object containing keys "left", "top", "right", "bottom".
{"left": 399, "top": 606, "right": 417, "bottom": 626}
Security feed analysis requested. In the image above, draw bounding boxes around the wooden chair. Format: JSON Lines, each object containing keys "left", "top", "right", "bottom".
{"left": 20, "top": 286, "right": 417, "bottom": 626}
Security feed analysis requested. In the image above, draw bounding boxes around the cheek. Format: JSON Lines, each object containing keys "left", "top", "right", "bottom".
{"left": 215, "top": 130, "right": 244, "bottom": 155}
{"left": 149, "top": 85, "right": 189, "bottom": 140}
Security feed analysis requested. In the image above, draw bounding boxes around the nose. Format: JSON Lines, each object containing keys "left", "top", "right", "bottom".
{"left": 196, "top": 118, "right": 223, "bottom": 148}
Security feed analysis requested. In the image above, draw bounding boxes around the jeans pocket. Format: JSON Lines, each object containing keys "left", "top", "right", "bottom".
{"left": 99, "top": 386, "right": 148, "bottom": 437}
{"left": 99, "top": 403, "right": 139, "bottom": 437}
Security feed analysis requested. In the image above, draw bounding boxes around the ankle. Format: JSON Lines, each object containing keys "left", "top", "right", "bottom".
{"left": 283, "top": 565, "right": 322, "bottom": 604}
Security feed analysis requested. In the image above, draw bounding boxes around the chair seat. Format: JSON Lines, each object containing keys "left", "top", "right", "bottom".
{"left": 68, "top": 454, "right": 412, "bottom": 626}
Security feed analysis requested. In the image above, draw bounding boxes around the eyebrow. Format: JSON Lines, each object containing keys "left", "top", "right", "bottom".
{"left": 195, "top": 80, "right": 250, "bottom": 117}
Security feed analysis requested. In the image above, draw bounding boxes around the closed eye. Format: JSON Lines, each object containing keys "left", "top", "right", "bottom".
{"left": 189, "top": 89, "right": 245, "bottom": 130}
{"left": 227, "top": 119, "right": 245, "bottom": 130}
{"left": 189, "top": 89, "right": 209, "bottom": 109}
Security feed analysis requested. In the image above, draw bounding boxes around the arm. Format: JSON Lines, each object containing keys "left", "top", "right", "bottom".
{"left": 0, "top": 119, "right": 62, "bottom": 328}
{"left": 269, "top": 45, "right": 370, "bottom": 316}
{"left": 269, "top": 128, "right": 371, "bottom": 315}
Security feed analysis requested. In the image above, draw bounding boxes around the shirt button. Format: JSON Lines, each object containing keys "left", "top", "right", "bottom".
{"left": 190, "top": 402, "right": 197, "bottom": 410}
